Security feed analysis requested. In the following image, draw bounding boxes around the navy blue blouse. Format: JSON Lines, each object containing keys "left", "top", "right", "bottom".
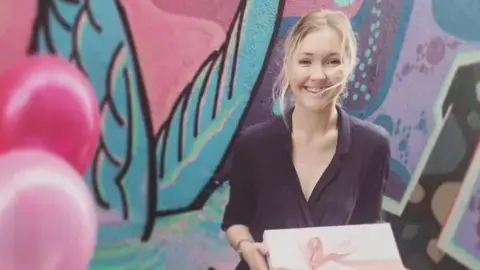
{"left": 221, "top": 107, "right": 391, "bottom": 269}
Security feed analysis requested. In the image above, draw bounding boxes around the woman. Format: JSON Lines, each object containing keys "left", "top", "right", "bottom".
{"left": 222, "top": 9, "right": 391, "bottom": 270}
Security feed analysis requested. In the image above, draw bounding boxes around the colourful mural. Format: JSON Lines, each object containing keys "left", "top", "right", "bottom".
{"left": 1, "top": 0, "right": 480, "bottom": 269}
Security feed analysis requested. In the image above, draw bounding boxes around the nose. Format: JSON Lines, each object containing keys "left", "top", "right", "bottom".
{"left": 309, "top": 64, "right": 327, "bottom": 81}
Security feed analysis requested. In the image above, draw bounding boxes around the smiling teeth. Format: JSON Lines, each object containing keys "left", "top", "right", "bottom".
{"left": 305, "top": 87, "right": 323, "bottom": 93}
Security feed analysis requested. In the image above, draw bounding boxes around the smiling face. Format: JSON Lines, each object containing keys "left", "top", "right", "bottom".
{"left": 288, "top": 27, "right": 344, "bottom": 112}
{"left": 274, "top": 10, "right": 357, "bottom": 115}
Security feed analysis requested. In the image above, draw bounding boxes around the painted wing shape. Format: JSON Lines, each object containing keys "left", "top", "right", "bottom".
{"left": 155, "top": 0, "right": 284, "bottom": 213}
{"left": 29, "top": 0, "right": 154, "bottom": 240}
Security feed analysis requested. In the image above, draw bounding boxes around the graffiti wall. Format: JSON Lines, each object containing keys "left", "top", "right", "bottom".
{"left": 1, "top": 0, "right": 480, "bottom": 269}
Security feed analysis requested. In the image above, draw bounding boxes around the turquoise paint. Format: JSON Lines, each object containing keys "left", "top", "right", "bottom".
{"left": 156, "top": 0, "right": 282, "bottom": 211}
{"left": 346, "top": 0, "right": 414, "bottom": 118}
{"left": 432, "top": 0, "right": 480, "bottom": 41}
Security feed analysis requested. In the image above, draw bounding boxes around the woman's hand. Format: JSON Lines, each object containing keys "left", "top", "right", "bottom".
{"left": 239, "top": 241, "right": 269, "bottom": 270}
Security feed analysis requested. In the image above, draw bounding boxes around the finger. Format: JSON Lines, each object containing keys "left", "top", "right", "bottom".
{"left": 256, "top": 258, "right": 269, "bottom": 270}
{"left": 257, "top": 243, "right": 269, "bottom": 255}
{"left": 252, "top": 252, "right": 269, "bottom": 270}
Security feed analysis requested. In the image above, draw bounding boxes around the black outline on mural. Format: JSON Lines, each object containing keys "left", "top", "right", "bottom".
{"left": 154, "top": 0, "right": 286, "bottom": 217}
{"left": 28, "top": 0, "right": 159, "bottom": 241}
{"left": 111, "top": 0, "right": 158, "bottom": 242}
{"left": 92, "top": 43, "right": 128, "bottom": 210}
{"left": 389, "top": 61, "right": 480, "bottom": 269}
{"left": 152, "top": 0, "right": 246, "bottom": 206}
{"left": 27, "top": 0, "right": 285, "bottom": 241}
{"left": 69, "top": 6, "right": 89, "bottom": 74}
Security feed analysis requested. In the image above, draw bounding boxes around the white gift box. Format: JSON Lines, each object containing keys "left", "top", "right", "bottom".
{"left": 263, "top": 223, "right": 405, "bottom": 270}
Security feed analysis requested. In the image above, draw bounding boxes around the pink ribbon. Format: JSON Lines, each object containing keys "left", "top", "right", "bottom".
{"left": 272, "top": 237, "right": 405, "bottom": 270}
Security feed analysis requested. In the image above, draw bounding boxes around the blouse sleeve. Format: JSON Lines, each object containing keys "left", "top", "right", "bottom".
{"left": 221, "top": 133, "right": 255, "bottom": 231}
{"left": 352, "top": 137, "right": 391, "bottom": 224}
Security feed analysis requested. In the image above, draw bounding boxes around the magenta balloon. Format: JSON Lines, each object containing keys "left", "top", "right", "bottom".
{"left": 0, "top": 149, "right": 98, "bottom": 270}
{"left": 0, "top": 55, "right": 101, "bottom": 174}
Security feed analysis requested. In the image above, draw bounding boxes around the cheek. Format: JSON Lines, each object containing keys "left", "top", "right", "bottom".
{"left": 289, "top": 66, "right": 310, "bottom": 85}
{"left": 326, "top": 67, "right": 345, "bottom": 83}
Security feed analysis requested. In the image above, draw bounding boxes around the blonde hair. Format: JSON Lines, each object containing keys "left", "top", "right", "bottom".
{"left": 273, "top": 9, "right": 358, "bottom": 115}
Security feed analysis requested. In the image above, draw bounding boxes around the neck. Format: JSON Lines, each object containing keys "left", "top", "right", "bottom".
{"left": 291, "top": 103, "right": 338, "bottom": 142}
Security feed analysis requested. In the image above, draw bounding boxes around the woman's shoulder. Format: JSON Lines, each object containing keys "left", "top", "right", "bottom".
{"left": 234, "top": 116, "right": 285, "bottom": 149}
{"left": 348, "top": 115, "right": 390, "bottom": 153}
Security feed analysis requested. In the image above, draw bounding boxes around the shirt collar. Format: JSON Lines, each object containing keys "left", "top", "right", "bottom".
{"left": 274, "top": 105, "right": 351, "bottom": 158}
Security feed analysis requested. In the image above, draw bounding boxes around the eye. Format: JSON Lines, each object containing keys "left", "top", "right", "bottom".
{"left": 326, "top": 59, "right": 341, "bottom": 65}
{"left": 299, "top": 59, "right": 312, "bottom": 65}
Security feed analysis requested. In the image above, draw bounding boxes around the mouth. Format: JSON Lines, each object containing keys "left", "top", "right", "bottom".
{"left": 303, "top": 87, "right": 327, "bottom": 94}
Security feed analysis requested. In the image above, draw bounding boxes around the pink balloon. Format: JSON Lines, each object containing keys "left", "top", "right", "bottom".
{"left": 0, "top": 54, "right": 100, "bottom": 174}
{"left": 0, "top": 149, "right": 97, "bottom": 270}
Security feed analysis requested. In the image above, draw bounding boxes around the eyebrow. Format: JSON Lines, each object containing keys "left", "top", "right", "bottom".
{"left": 300, "top": 52, "right": 340, "bottom": 57}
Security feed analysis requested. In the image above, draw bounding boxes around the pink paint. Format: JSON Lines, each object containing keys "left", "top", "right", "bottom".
{"left": 0, "top": 0, "right": 10, "bottom": 37}
{"left": 0, "top": 0, "right": 37, "bottom": 75}
{"left": 96, "top": 207, "right": 125, "bottom": 224}
{"left": 120, "top": 0, "right": 226, "bottom": 129}
{"left": 425, "top": 37, "right": 446, "bottom": 66}
{"left": 152, "top": 0, "right": 239, "bottom": 30}
{"left": 154, "top": 0, "right": 363, "bottom": 28}
{"left": 283, "top": 0, "right": 364, "bottom": 18}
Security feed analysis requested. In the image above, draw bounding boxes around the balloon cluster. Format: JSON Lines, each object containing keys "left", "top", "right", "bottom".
{"left": 0, "top": 55, "right": 100, "bottom": 270}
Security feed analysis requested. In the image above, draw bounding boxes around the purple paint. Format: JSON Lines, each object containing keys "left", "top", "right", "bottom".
{"left": 426, "top": 37, "right": 446, "bottom": 66}
{"left": 453, "top": 182, "right": 480, "bottom": 260}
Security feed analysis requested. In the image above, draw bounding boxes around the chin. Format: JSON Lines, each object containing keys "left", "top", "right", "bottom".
{"left": 296, "top": 99, "right": 332, "bottom": 113}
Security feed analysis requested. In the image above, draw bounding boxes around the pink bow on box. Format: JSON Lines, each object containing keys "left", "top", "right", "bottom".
{"left": 272, "top": 237, "right": 405, "bottom": 270}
